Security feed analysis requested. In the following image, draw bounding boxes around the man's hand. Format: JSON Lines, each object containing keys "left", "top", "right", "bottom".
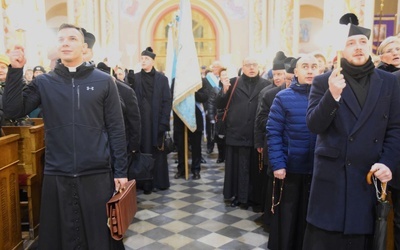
{"left": 221, "top": 77, "right": 230, "bottom": 94}
{"left": 370, "top": 163, "right": 392, "bottom": 183}
{"left": 274, "top": 168, "right": 286, "bottom": 180}
{"left": 328, "top": 67, "right": 346, "bottom": 100}
{"left": 114, "top": 178, "right": 128, "bottom": 192}
{"left": 8, "top": 45, "right": 27, "bottom": 68}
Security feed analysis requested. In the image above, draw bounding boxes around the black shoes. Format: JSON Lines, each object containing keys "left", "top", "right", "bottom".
{"left": 174, "top": 172, "right": 184, "bottom": 179}
{"left": 193, "top": 172, "right": 201, "bottom": 180}
{"left": 230, "top": 198, "right": 248, "bottom": 209}
{"left": 231, "top": 199, "right": 240, "bottom": 207}
{"left": 216, "top": 158, "right": 224, "bottom": 163}
{"left": 206, "top": 148, "right": 213, "bottom": 154}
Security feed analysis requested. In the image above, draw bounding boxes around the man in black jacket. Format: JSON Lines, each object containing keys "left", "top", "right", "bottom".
{"left": 216, "top": 56, "right": 271, "bottom": 209}
{"left": 203, "top": 60, "right": 225, "bottom": 162}
{"left": 3, "top": 23, "right": 127, "bottom": 250}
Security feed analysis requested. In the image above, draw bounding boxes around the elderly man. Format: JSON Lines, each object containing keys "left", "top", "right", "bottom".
{"left": 203, "top": 60, "right": 225, "bottom": 161}
{"left": 304, "top": 15, "right": 400, "bottom": 249}
{"left": 216, "top": 56, "right": 271, "bottom": 209}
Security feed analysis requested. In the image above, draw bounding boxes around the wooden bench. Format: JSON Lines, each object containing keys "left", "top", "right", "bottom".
{"left": 3, "top": 124, "right": 45, "bottom": 240}
{"left": 0, "top": 134, "right": 23, "bottom": 250}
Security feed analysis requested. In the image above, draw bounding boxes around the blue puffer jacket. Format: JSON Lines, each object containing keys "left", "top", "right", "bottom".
{"left": 266, "top": 79, "right": 316, "bottom": 174}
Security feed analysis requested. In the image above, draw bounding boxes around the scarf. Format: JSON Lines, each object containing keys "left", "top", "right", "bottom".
{"left": 140, "top": 67, "right": 156, "bottom": 102}
{"left": 341, "top": 57, "right": 375, "bottom": 107}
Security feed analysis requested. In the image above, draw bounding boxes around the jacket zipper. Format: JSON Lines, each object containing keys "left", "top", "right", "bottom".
{"left": 72, "top": 78, "right": 77, "bottom": 177}
{"left": 77, "top": 85, "right": 80, "bottom": 110}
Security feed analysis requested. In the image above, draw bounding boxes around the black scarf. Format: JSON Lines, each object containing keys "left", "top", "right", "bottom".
{"left": 241, "top": 74, "right": 260, "bottom": 96}
{"left": 341, "top": 57, "right": 375, "bottom": 108}
{"left": 140, "top": 67, "right": 156, "bottom": 102}
{"left": 377, "top": 61, "right": 400, "bottom": 73}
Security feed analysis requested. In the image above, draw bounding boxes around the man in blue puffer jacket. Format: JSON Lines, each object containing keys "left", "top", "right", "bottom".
{"left": 3, "top": 23, "right": 127, "bottom": 250}
{"left": 266, "top": 54, "right": 319, "bottom": 250}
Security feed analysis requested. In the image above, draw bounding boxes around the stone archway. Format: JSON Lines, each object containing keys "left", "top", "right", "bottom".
{"left": 139, "top": 0, "right": 230, "bottom": 69}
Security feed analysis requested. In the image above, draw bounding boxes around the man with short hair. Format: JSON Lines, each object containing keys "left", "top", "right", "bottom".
{"left": 204, "top": 60, "right": 224, "bottom": 159}
{"left": 82, "top": 28, "right": 96, "bottom": 63}
{"left": 304, "top": 15, "right": 400, "bottom": 249}
{"left": 267, "top": 54, "right": 319, "bottom": 249}
{"left": 3, "top": 23, "right": 128, "bottom": 250}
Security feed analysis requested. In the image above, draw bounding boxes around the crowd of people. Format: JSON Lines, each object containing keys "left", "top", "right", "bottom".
{"left": 1, "top": 12, "right": 400, "bottom": 249}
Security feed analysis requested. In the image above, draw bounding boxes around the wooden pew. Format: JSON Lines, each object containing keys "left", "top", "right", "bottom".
{"left": 0, "top": 134, "right": 23, "bottom": 250}
{"left": 2, "top": 124, "right": 45, "bottom": 240}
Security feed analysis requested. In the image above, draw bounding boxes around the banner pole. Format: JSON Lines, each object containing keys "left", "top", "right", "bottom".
{"left": 184, "top": 126, "right": 189, "bottom": 180}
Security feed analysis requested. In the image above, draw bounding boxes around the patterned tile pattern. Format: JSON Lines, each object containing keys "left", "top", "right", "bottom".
{"left": 24, "top": 148, "right": 270, "bottom": 250}
{"left": 123, "top": 150, "right": 270, "bottom": 250}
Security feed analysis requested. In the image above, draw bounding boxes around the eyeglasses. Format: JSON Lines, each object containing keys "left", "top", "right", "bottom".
{"left": 271, "top": 178, "right": 284, "bottom": 214}
{"left": 243, "top": 63, "right": 258, "bottom": 68}
{"left": 383, "top": 47, "right": 400, "bottom": 54}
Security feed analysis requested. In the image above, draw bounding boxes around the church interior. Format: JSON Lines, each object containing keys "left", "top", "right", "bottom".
{"left": 1, "top": 0, "right": 399, "bottom": 250}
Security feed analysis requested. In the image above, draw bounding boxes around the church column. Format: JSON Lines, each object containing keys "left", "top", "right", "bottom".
{"left": 67, "top": 0, "right": 97, "bottom": 32}
{"left": 100, "top": 0, "right": 120, "bottom": 66}
{"left": 24, "top": 0, "right": 48, "bottom": 68}
{"left": 248, "top": 0, "right": 267, "bottom": 55}
{"left": 266, "top": 0, "right": 299, "bottom": 57}
{"left": 0, "top": 0, "right": 6, "bottom": 52}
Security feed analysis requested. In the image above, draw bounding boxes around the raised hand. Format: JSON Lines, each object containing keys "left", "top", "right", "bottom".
{"left": 328, "top": 67, "right": 346, "bottom": 100}
{"left": 8, "top": 45, "right": 27, "bottom": 68}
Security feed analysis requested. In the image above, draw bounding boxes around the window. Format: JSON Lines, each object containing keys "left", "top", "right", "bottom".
{"left": 153, "top": 8, "right": 216, "bottom": 72}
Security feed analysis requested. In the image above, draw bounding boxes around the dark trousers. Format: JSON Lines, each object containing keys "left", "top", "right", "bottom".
{"left": 206, "top": 117, "right": 215, "bottom": 152}
{"left": 175, "top": 129, "right": 202, "bottom": 173}
{"left": 391, "top": 186, "right": 400, "bottom": 250}
{"left": 215, "top": 136, "right": 226, "bottom": 160}
{"left": 303, "top": 223, "right": 372, "bottom": 250}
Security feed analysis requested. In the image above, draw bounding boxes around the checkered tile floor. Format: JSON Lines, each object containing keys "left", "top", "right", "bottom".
{"left": 24, "top": 147, "right": 270, "bottom": 250}
{"left": 123, "top": 150, "right": 270, "bottom": 250}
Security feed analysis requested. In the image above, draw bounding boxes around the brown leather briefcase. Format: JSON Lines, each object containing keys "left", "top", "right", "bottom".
{"left": 106, "top": 179, "right": 137, "bottom": 240}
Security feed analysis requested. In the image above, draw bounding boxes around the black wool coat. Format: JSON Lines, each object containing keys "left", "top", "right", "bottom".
{"left": 215, "top": 74, "right": 271, "bottom": 147}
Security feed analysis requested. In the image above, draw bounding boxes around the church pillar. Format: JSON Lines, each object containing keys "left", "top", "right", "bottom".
{"left": 1, "top": 0, "right": 48, "bottom": 67}
{"left": 100, "top": 0, "right": 120, "bottom": 66}
{"left": 67, "top": 0, "right": 97, "bottom": 34}
{"left": 248, "top": 0, "right": 267, "bottom": 55}
{"left": 266, "top": 0, "right": 299, "bottom": 57}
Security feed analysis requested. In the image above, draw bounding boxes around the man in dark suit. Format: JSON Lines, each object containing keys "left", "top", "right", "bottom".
{"left": 216, "top": 56, "right": 271, "bottom": 209}
{"left": 304, "top": 15, "right": 400, "bottom": 249}
{"left": 133, "top": 47, "right": 172, "bottom": 194}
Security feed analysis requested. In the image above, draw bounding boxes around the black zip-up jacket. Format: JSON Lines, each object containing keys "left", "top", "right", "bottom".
{"left": 3, "top": 62, "right": 127, "bottom": 178}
